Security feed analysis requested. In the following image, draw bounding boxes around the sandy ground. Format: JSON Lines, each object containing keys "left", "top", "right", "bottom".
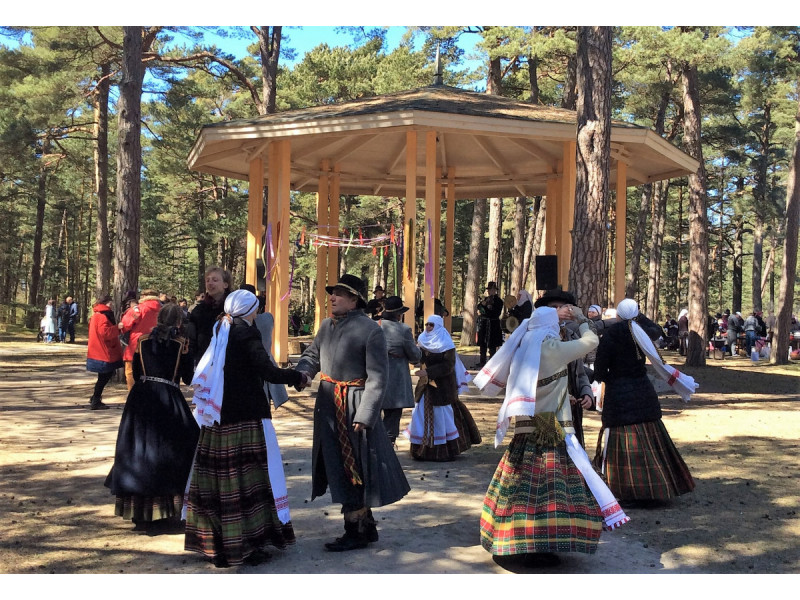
{"left": 0, "top": 337, "right": 798, "bottom": 580}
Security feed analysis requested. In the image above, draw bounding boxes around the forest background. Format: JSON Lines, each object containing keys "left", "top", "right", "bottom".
{"left": 0, "top": 17, "right": 798, "bottom": 365}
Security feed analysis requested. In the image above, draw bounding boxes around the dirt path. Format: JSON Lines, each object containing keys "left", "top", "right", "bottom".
{"left": 1, "top": 340, "right": 798, "bottom": 575}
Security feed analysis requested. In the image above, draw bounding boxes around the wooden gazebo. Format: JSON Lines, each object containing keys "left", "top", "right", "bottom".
{"left": 188, "top": 84, "right": 699, "bottom": 363}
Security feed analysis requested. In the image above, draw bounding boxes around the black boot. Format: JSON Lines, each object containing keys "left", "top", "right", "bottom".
{"left": 365, "top": 508, "right": 378, "bottom": 542}
{"left": 325, "top": 520, "right": 368, "bottom": 552}
{"left": 89, "top": 396, "right": 109, "bottom": 410}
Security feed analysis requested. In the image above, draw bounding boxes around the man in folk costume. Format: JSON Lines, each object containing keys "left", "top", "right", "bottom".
{"left": 295, "top": 274, "right": 410, "bottom": 551}
{"left": 476, "top": 281, "right": 504, "bottom": 368}
{"left": 533, "top": 289, "right": 597, "bottom": 448}
{"left": 376, "top": 295, "right": 421, "bottom": 446}
{"left": 473, "top": 305, "right": 629, "bottom": 562}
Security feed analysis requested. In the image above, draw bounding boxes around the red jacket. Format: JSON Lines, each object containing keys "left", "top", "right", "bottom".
{"left": 119, "top": 296, "right": 161, "bottom": 361}
{"left": 87, "top": 303, "right": 123, "bottom": 365}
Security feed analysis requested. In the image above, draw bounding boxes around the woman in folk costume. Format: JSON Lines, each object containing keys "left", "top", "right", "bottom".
{"left": 105, "top": 303, "right": 199, "bottom": 532}
{"left": 473, "top": 306, "right": 629, "bottom": 560}
{"left": 184, "top": 289, "right": 306, "bottom": 568}
{"left": 592, "top": 298, "right": 697, "bottom": 502}
{"left": 407, "top": 315, "right": 481, "bottom": 461}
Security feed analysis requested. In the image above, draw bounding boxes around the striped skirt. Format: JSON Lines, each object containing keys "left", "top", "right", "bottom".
{"left": 184, "top": 420, "right": 295, "bottom": 566}
{"left": 114, "top": 494, "right": 182, "bottom": 522}
{"left": 480, "top": 434, "right": 604, "bottom": 556}
{"left": 598, "top": 420, "right": 695, "bottom": 501}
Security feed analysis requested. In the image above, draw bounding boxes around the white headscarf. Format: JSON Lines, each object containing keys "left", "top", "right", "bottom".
{"left": 417, "top": 314, "right": 455, "bottom": 353}
{"left": 516, "top": 290, "right": 533, "bottom": 306}
{"left": 616, "top": 298, "right": 698, "bottom": 403}
{"left": 588, "top": 304, "right": 603, "bottom": 317}
{"left": 473, "top": 306, "right": 561, "bottom": 446}
{"left": 678, "top": 308, "right": 689, "bottom": 320}
{"left": 190, "top": 289, "right": 261, "bottom": 427}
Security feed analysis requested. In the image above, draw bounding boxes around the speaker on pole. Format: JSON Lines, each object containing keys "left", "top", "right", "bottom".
{"left": 535, "top": 255, "right": 558, "bottom": 290}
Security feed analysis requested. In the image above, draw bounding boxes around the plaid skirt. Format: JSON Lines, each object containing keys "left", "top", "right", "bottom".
{"left": 184, "top": 420, "right": 295, "bottom": 565}
{"left": 600, "top": 420, "right": 695, "bottom": 501}
{"left": 114, "top": 494, "right": 182, "bottom": 522}
{"left": 480, "top": 434, "right": 604, "bottom": 556}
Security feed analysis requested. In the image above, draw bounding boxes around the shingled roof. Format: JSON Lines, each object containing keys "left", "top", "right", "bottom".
{"left": 188, "top": 84, "right": 697, "bottom": 199}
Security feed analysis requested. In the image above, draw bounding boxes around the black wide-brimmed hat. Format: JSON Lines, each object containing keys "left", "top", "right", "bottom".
{"left": 325, "top": 274, "right": 367, "bottom": 308}
{"left": 373, "top": 285, "right": 384, "bottom": 292}
{"left": 534, "top": 288, "right": 576, "bottom": 308}
{"left": 382, "top": 296, "right": 409, "bottom": 314}
{"left": 487, "top": 281, "right": 498, "bottom": 290}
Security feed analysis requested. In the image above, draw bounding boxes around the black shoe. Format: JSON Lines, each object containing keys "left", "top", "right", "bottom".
{"left": 90, "top": 399, "right": 110, "bottom": 410}
{"left": 366, "top": 524, "right": 379, "bottom": 543}
{"left": 244, "top": 549, "right": 272, "bottom": 566}
{"left": 325, "top": 534, "right": 368, "bottom": 552}
{"left": 212, "top": 555, "right": 230, "bottom": 568}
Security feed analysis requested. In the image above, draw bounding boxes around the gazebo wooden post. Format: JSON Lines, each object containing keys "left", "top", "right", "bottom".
{"left": 545, "top": 176, "right": 559, "bottom": 256}
{"left": 423, "top": 131, "right": 437, "bottom": 321}
{"left": 314, "top": 160, "right": 331, "bottom": 333}
{"left": 328, "top": 166, "right": 341, "bottom": 288}
{"left": 274, "top": 139, "right": 291, "bottom": 365}
{"left": 433, "top": 167, "right": 442, "bottom": 291}
{"left": 614, "top": 160, "right": 628, "bottom": 304}
{"left": 246, "top": 156, "right": 264, "bottom": 288}
{"left": 266, "top": 143, "right": 279, "bottom": 316}
{"left": 560, "top": 142, "right": 577, "bottom": 288}
{"left": 402, "top": 131, "right": 417, "bottom": 327}
{"left": 444, "top": 168, "right": 455, "bottom": 331}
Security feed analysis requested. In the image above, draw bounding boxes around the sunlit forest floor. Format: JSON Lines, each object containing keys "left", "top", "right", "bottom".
{"left": 1, "top": 325, "right": 798, "bottom": 577}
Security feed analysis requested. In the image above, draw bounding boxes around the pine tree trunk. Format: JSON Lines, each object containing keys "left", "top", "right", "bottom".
{"left": 626, "top": 184, "right": 650, "bottom": 299}
{"left": 681, "top": 62, "right": 710, "bottom": 367}
{"left": 460, "top": 198, "right": 487, "bottom": 347}
{"left": 570, "top": 26, "right": 612, "bottom": 309}
{"left": 733, "top": 216, "right": 744, "bottom": 313}
{"left": 112, "top": 27, "right": 145, "bottom": 309}
{"left": 93, "top": 62, "right": 111, "bottom": 297}
{"left": 522, "top": 196, "right": 542, "bottom": 291}
{"left": 26, "top": 138, "right": 49, "bottom": 328}
{"left": 646, "top": 181, "right": 668, "bottom": 320}
{"left": 771, "top": 95, "right": 800, "bottom": 365}
{"left": 255, "top": 26, "right": 281, "bottom": 115}
{"left": 487, "top": 197, "right": 503, "bottom": 286}
{"left": 510, "top": 196, "right": 526, "bottom": 296}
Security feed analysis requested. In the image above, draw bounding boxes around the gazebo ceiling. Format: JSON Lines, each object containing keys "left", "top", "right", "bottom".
{"left": 188, "top": 85, "right": 699, "bottom": 200}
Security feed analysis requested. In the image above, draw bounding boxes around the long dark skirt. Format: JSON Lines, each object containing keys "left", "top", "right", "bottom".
{"left": 184, "top": 420, "right": 295, "bottom": 566}
{"left": 105, "top": 380, "right": 199, "bottom": 521}
{"left": 600, "top": 420, "right": 695, "bottom": 501}
{"left": 480, "top": 433, "right": 604, "bottom": 556}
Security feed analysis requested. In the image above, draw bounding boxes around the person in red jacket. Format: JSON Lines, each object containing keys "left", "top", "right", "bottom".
{"left": 86, "top": 294, "right": 124, "bottom": 410}
{"left": 118, "top": 289, "right": 161, "bottom": 391}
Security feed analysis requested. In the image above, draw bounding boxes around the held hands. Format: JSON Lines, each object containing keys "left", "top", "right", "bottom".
{"left": 294, "top": 371, "right": 312, "bottom": 392}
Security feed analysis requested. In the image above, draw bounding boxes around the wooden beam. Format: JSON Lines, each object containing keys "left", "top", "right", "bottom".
{"left": 471, "top": 134, "right": 509, "bottom": 173}
{"left": 424, "top": 131, "right": 437, "bottom": 322}
{"left": 545, "top": 176, "right": 559, "bottom": 256}
{"left": 267, "top": 143, "right": 279, "bottom": 319}
{"left": 314, "top": 159, "right": 330, "bottom": 333}
{"left": 615, "top": 161, "right": 628, "bottom": 305}
{"left": 274, "top": 139, "right": 291, "bottom": 365}
{"left": 444, "top": 167, "right": 456, "bottom": 332}
{"left": 246, "top": 156, "right": 264, "bottom": 288}
{"left": 326, "top": 134, "right": 375, "bottom": 164}
{"left": 434, "top": 167, "right": 442, "bottom": 290}
{"left": 328, "top": 166, "right": 341, "bottom": 287}
{"left": 403, "top": 131, "right": 417, "bottom": 328}
{"left": 507, "top": 136, "right": 559, "bottom": 163}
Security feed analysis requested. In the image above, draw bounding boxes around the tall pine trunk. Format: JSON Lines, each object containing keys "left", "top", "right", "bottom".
{"left": 681, "top": 62, "right": 710, "bottom": 367}
{"left": 93, "top": 62, "right": 111, "bottom": 297}
{"left": 771, "top": 94, "right": 800, "bottom": 365}
{"left": 460, "top": 198, "right": 487, "bottom": 347}
{"left": 26, "top": 137, "right": 49, "bottom": 328}
{"left": 626, "top": 184, "right": 650, "bottom": 300}
{"left": 570, "top": 26, "right": 612, "bottom": 308}
{"left": 645, "top": 181, "right": 668, "bottom": 320}
{"left": 113, "top": 27, "right": 144, "bottom": 309}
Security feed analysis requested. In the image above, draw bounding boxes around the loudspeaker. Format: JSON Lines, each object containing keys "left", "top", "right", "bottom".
{"left": 256, "top": 259, "right": 266, "bottom": 293}
{"left": 535, "top": 255, "right": 558, "bottom": 290}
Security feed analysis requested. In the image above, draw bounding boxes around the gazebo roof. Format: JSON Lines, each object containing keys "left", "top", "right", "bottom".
{"left": 188, "top": 85, "right": 699, "bottom": 199}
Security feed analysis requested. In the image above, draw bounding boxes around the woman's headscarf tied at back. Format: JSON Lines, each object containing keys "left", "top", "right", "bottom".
{"left": 516, "top": 290, "right": 533, "bottom": 307}
{"left": 190, "top": 289, "right": 261, "bottom": 427}
{"left": 473, "top": 306, "right": 561, "bottom": 446}
{"left": 417, "top": 315, "right": 455, "bottom": 353}
{"left": 617, "top": 298, "right": 698, "bottom": 402}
